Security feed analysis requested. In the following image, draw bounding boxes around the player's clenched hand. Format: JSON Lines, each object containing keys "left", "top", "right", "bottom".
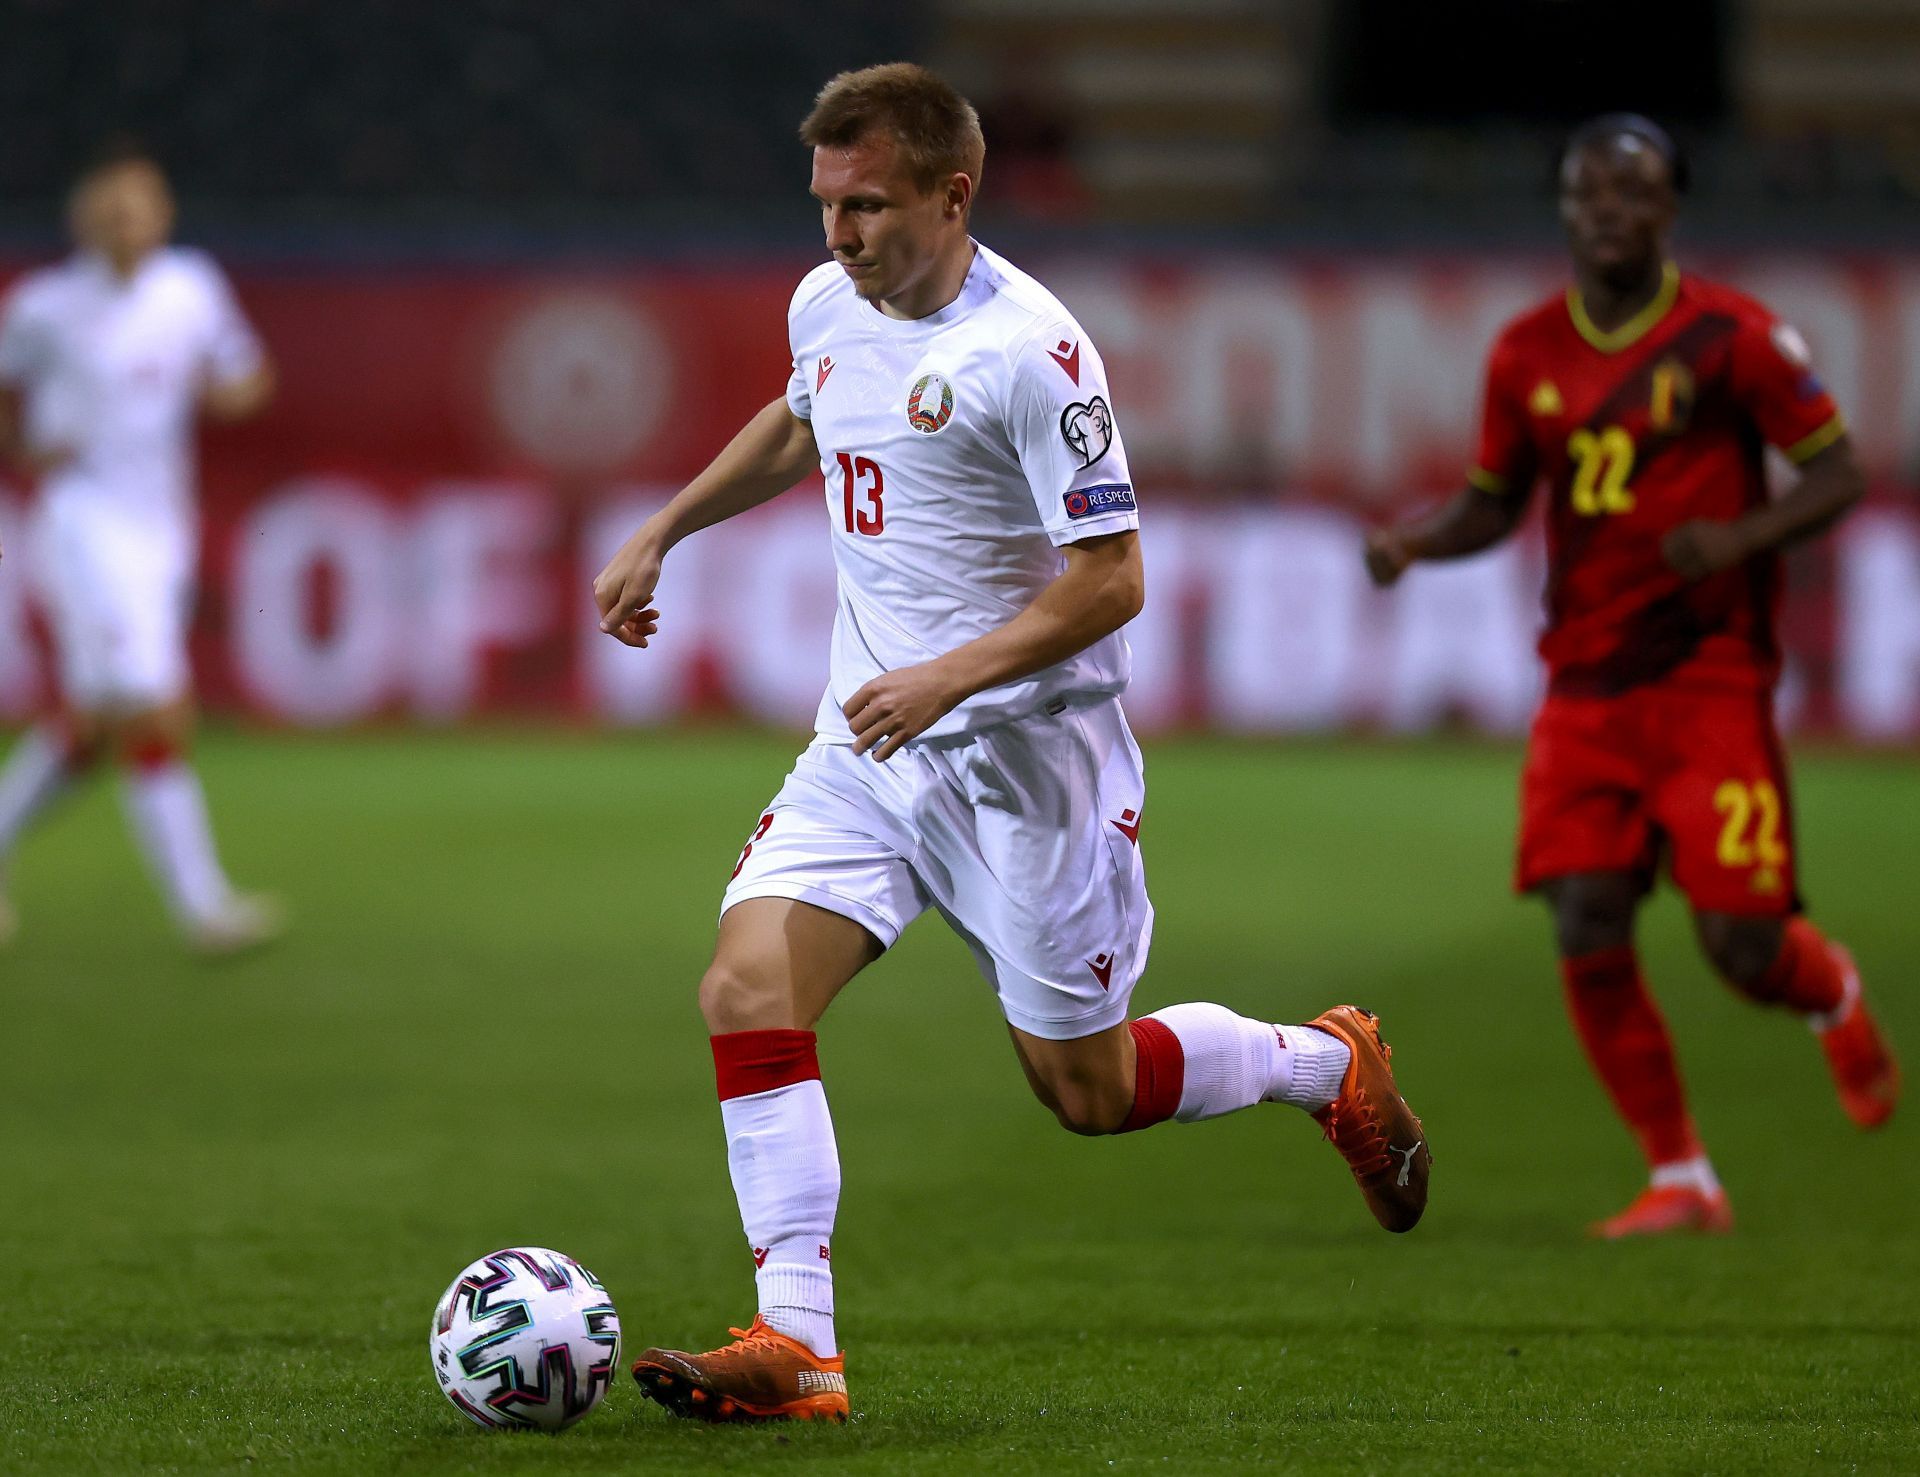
{"left": 842, "top": 662, "right": 965, "bottom": 762}
{"left": 1663, "top": 519, "right": 1752, "bottom": 582}
{"left": 1364, "top": 527, "right": 1415, "bottom": 587}
{"left": 592, "top": 530, "right": 665, "bottom": 647}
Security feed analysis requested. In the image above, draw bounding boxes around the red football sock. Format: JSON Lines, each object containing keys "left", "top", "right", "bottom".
{"left": 1117, "top": 1017, "right": 1184, "bottom": 1133}
{"left": 1751, "top": 917, "right": 1848, "bottom": 1016}
{"left": 1561, "top": 946, "right": 1703, "bottom": 1168}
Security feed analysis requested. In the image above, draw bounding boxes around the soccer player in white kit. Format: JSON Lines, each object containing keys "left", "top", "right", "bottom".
{"left": 593, "top": 66, "right": 1433, "bottom": 1424}
{"left": 0, "top": 141, "right": 280, "bottom": 953}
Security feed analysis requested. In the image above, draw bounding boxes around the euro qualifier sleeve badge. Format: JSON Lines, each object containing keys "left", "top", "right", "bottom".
{"left": 1060, "top": 395, "right": 1114, "bottom": 468}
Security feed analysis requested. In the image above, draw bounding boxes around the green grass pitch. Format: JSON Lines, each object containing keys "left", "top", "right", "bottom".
{"left": 2, "top": 729, "right": 1915, "bottom": 1474}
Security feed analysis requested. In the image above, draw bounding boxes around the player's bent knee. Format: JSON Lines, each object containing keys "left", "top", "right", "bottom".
{"left": 108, "top": 701, "right": 195, "bottom": 766}
{"left": 1697, "top": 913, "right": 1784, "bottom": 997}
{"left": 1048, "top": 1097, "right": 1125, "bottom": 1137}
{"left": 697, "top": 959, "right": 792, "bottom": 1034}
{"left": 1036, "top": 1075, "right": 1131, "bottom": 1136}
{"left": 55, "top": 719, "right": 106, "bottom": 771}
{"left": 1547, "top": 874, "right": 1640, "bottom": 958}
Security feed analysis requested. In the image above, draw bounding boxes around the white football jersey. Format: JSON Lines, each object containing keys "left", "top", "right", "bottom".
{"left": 786, "top": 241, "right": 1138, "bottom": 744}
{"left": 0, "top": 246, "right": 263, "bottom": 521}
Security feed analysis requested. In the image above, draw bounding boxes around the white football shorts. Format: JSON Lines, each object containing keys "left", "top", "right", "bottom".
{"left": 34, "top": 497, "right": 195, "bottom": 711}
{"left": 721, "top": 697, "right": 1155, "bottom": 1040}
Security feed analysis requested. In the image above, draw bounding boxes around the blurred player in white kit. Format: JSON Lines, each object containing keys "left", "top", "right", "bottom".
{"left": 593, "top": 64, "right": 1432, "bottom": 1424}
{"left": 0, "top": 140, "right": 280, "bottom": 953}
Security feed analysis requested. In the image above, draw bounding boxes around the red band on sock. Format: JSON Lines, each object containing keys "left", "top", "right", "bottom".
{"left": 712, "top": 1029, "right": 821, "bottom": 1101}
{"left": 123, "top": 738, "right": 180, "bottom": 774}
{"left": 1754, "top": 917, "right": 1846, "bottom": 1015}
{"left": 1118, "top": 1017, "right": 1185, "bottom": 1133}
{"left": 1560, "top": 947, "right": 1702, "bottom": 1168}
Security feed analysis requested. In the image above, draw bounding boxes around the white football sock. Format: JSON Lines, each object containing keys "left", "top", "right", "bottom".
{"left": 1144, "top": 1003, "right": 1352, "bottom": 1118}
{"left": 722, "top": 1078, "right": 840, "bottom": 1358}
{"left": 120, "top": 760, "right": 235, "bottom": 926}
{"left": 1650, "top": 1154, "right": 1722, "bottom": 1196}
{"left": 1267, "top": 1023, "right": 1353, "bottom": 1111}
{"left": 0, "top": 727, "right": 80, "bottom": 860}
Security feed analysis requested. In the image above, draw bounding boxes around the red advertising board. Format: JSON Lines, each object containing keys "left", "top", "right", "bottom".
{"left": 2, "top": 253, "right": 1917, "bottom": 737}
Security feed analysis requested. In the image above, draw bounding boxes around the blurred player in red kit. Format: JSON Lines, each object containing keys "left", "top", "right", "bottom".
{"left": 1366, "top": 115, "right": 1898, "bottom": 1238}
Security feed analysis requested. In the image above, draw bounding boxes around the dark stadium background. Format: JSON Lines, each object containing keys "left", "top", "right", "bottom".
{"left": 2, "top": 5, "right": 1915, "bottom": 1473}
{"left": 0, "top": 0, "right": 1916, "bottom": 740}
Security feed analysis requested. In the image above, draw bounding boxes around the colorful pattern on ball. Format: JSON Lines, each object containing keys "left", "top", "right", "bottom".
{"left": 429, "top": 1247, "right": 621, "bottom": 1431}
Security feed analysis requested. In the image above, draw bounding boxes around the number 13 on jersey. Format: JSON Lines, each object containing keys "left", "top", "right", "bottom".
{"left": 837, "top": 452, "right": 884, "bottom": 535}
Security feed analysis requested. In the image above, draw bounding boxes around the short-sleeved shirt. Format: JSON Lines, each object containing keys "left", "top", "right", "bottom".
{"left": 0, "top": 247, "right": 264, "bottom": 522}
{"left": 786, "top": 240, "right": 1138, "bottom": 744}
{"left": 1469, "top": 264, "right": 1844, "bottom": 695}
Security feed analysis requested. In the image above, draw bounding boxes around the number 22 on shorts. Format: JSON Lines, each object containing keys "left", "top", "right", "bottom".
{"left": 1713, "top": 780, "right": 1787, "bottom": 869}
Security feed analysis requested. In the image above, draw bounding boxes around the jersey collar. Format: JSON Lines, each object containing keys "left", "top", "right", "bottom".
{"left": 74, "top": 247, "right": 161, "bottom": 292}
{"left": 1566, "top": 261, "right": 1680, "bottom": 354}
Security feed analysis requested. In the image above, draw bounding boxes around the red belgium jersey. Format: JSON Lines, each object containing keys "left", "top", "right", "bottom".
{"left": 1470, "top": 263, "right": 1845, "bottom": 696}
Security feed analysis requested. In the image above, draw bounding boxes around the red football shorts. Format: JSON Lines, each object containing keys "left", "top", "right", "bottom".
{"left": 1517, "top": 685, "right": 1799, "bottom": 916}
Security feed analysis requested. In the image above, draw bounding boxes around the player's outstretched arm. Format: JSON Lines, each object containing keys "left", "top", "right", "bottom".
{"left": 1663, "top": 434, "right": 1866, "bottom": 581}
{"left": 842, "top": 530, "right": 1144, "bottom": 761}
{"left": 0, "top": 384, "right": 72, "bottom": 480}
{"left": 200, "top": 361, "right": 276, "bottom": 422}
{"left": 0, "top": 385, "right": 24, "bottom": 480}
{"left": 594, "top": 396, "right": 819, "bottom": 645}
{"left": 1364, "top": 485, "right": 1528, "bottom": 587}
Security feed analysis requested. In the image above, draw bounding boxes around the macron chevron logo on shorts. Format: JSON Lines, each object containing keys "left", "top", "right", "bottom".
{"left": 1063, "top": 483, "right": 1135, "bottom": 521}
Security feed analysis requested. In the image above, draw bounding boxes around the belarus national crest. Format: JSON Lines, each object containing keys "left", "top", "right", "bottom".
{"left": 906, "top": 372, "right": 955, "bottom": 434}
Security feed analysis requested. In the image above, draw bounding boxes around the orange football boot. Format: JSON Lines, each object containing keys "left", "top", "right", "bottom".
{"left": 1589, "top": 1184, "right": 1734, "bottom": 1239}
{"left": 631, "top": 1317, "right": 848, "bottom": 1424}
{"left": 1307, "top": 1005, "right": 1432, "bottom": 1232}
{"left": 1815, "top": 947, "right": 1899, "bottom": 1130}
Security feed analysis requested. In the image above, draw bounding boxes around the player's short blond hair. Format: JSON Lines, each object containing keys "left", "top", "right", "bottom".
{"left": 800, "top": 63, "right": 985, "bottom": 199}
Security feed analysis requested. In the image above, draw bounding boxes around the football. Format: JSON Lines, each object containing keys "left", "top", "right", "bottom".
{"left": 429, "top": 1247, "right": 622, "bottom": 1430}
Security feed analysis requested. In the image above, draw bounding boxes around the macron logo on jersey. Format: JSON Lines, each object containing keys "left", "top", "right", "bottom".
{"left": 1063, "top": 483, "right": 1136, "bottom": 521}
{"left": 816, "top": 355, "right": 835, "bottom": 393}
{"left": 1047, "top": 337, "right": 1081, "bottom": 384}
